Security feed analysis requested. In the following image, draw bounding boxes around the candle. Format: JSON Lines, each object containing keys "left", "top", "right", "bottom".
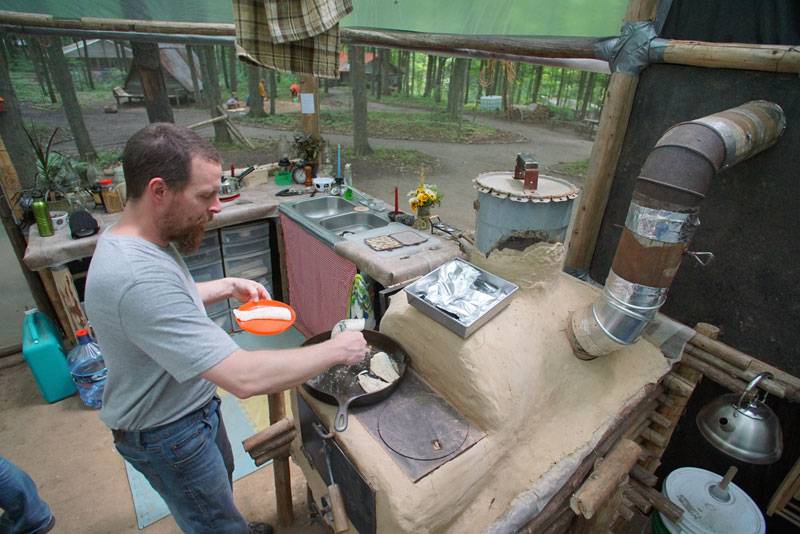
{"left": 394, "top": 187, "right": 399, "bottom": 213}
{"left": 337, "top": 144, "right": 342, "bottom": 179}
{"left": 230, "top": 164, "right": 235, "bottom": 177}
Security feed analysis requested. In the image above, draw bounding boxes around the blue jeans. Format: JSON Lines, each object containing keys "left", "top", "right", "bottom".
{"left": 0, "top": 455, "right": 53, "bottom": 534}
{"left": 112, "top": 397, "right": 248, "bottom": 533}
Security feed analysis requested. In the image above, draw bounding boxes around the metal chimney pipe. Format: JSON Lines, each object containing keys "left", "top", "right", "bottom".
{"left": 569, "top": 100, "right": 785, "bottom": 359}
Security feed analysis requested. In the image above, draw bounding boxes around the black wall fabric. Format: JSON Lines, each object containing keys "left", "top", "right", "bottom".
{"left": 588, "top": 1, "right": 799, "bottom": 531}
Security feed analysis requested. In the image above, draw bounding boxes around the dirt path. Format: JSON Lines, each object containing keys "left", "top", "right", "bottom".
{"left": 20, "top": 92, "right": 591, "bottom": 231}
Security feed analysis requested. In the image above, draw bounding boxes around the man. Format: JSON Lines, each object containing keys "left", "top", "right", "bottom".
{"left": 289, "top": 82, "right": 300, "bottom": 99}
{"left": 85, "top": 123, "right": 367, "bottom": 533}
{"left": 0, "top": 456, "right": 55, "bottom": 533}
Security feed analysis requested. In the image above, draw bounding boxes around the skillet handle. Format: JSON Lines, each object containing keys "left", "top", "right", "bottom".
{"left": 334, "top": 399, "right": 351, "bottom": 432}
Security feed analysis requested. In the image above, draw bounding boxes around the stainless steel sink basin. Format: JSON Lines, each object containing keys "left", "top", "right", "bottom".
{"left": 319, "top": 212, "right": 389, "bottom": 235}
{"left": 293, "top": 197, "right": 356, "bottom": 219}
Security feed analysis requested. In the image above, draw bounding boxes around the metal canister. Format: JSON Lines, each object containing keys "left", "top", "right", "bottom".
{"left": 31, "top": 192, "right": 54, "bottom": 237}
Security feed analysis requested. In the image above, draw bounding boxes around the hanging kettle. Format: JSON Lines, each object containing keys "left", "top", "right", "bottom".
{"left": 696, "top": 372, "right": 783, "bottom": 464}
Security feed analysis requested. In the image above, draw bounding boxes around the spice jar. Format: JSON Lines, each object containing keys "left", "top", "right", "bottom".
{"left": 99, "top": 179, "right": 124, "bottom": 214}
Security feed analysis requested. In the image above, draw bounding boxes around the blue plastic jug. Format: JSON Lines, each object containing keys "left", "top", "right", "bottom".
{"left": 67, "top": 329, "right": 107, "bottom": 409}
{"left": 21, "top": 309, "right": 77, "bottom": 403}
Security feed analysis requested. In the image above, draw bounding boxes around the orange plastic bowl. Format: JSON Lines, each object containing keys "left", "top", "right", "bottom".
{"left": 234, "top": 300, "right": 296, "bottom": 336}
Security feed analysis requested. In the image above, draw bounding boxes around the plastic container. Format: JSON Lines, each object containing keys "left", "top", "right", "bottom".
{"left": 21, "top": 309, "right": 76, "bottom": 403}
{"left": 275, "top": 171, "right": 292, "bottom": 186}
{"left": 221, "top": 221, "right": 270, "bottom": 244}
{"left": 67, "top": 329, "right": 107, "bottom": 409}
{"left": 99, "top": 179, "right": 124, "bottom": 214}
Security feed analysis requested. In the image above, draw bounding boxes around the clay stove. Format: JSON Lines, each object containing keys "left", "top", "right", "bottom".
{"left": 290, "top": 242, "right": 670, "bottom": 533}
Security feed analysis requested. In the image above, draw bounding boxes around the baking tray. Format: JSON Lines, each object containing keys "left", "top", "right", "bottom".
{"left": 404, "top": 258, "right": 518, "bottom": 338}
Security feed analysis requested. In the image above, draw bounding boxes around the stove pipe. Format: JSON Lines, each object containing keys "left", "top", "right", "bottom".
{"left": 569, "top": 100, "right": 785, "bottom": 359}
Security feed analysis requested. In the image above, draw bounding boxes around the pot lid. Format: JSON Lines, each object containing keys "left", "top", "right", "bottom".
{"left": 661, "top": 467, "right": 764, "bottom": 534}
{"left": 472, "top": 171, "right": 579, "bottom": 203}
{"left": 696, "top": 393, "right": 783, "bottom": 464}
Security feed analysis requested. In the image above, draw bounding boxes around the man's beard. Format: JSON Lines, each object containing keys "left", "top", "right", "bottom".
{"left": 162, "top": 210, "right": 212, "bottom": 255}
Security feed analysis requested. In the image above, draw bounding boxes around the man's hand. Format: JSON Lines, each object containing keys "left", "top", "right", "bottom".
{"left": 228, "top": 277, "right": 270, "bottom": 303}
{"left": 327, "top": 330, "right": 369, "bottom": 366}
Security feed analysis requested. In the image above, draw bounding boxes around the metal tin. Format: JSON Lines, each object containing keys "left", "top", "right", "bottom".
{"left": 660, "top": 467, "right": 765, "bottom": 534}
{"left": 404, "top": 258, "right": 518, "bottom": 338}
{"left": 473, "top": 171, "right": 579, "bottom": 254}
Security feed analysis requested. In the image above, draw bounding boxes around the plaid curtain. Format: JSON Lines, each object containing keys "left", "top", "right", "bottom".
{"left": 233, "top": 0, "right": 353, "bottom": 79}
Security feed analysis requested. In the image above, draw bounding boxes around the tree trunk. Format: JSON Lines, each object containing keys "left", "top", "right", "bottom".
{"left": 0, "top": 48, "right": 37, "bottom": 188}
{"left": 433, "top": 57, "right": 447, "bottom": 104}
{"left": 185, "top": 45, "right": 201, "bottom": 104}
{"left": 199, "top": 46, "right": 231, "bottom": 144}
{"left": 130, "top": 41, "right": 175, "bottom": 123}
{"left": 409, "top": 52, "right": 416, "bottom": 96}
{"left": 228, "top": 46, "right": 238, "bottom": 95}
{"left": 44, "top": 37, "right": 97, "bottom": 161}
{"left": 576, "top": 71, "right": 587, "bottom": 112}
{"left": 81, "top": 39, "right": 94, "bottom": 89}
{"left": 555, "top": 68, "right": 566, "bottom": 107}
{"left": 423, "top": 55, "right": 435, "bottom": 97}
{"left": 31, "top": 39, "right": 56, "bottom": 103}
{"left": 350, "top": 45, "right": 372, "bottom": 156}
{"left": 463, "top": 60, "right": 471, "bottom": 104}
{"left": 219, "top": 45, "right": 229, "bottom": 90}
{"left": 268, "top": 69, "right": 277, "bottom": 115}
{"left": 374, "top": 49, "right": 383, "bottom": 100}
{"left": 579, "top": 72, "right": 597, "bottom": 119}
{"left": 532, "top": 65, "right": 543, "bottom": 103}
{"left": 247, "top": 64, "right": 265, "bottom": 118}
{"left": 501, "top": 67, "right": 508, "bottom": 113}
{"left": 446, "top": 58, "right": 468, "bottom": 119}
{"left": 513, "top": 63, "right": 523, "bottom": 105}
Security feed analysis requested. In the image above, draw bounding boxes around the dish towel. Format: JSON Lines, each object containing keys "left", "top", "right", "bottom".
{"left": 347, "top": 273, "right": 375, "bottom": 330}
{"left": 233, "top": 0, "right": 352, "bottom": 79}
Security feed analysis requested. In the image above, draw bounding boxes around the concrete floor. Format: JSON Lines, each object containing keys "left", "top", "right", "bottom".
{"left": 0, "top": 228, "right": 35, "bottom": 350}
{"left": 0, "top": 355, "right": 327, "bottom": 533}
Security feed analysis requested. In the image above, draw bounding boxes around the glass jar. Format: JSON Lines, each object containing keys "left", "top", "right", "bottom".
{"left": 99, "top": 179, "right": 124, "bottom": 214}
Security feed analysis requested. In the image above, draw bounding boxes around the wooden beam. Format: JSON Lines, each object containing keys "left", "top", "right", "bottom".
{"left": 268, "top": 391, "right": 294, "bottom": 526}
{"left": 2, "top": 11, "right": 796, "bottom": 75}
{"left": 49, "top": 265, "right": 88, "bottom": 336}
{"left": 300, "top": 74, "right": 320, "bottom": 143}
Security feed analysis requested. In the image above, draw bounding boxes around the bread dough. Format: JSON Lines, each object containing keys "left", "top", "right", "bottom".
{"left": 370, "top": 351, "right": 399, "bottom": 383}
{"left": 233, "top": 305, "right": 291, "bottom": 322}
{"left": 358, "top": 373, "right": 391, "bottom": 393}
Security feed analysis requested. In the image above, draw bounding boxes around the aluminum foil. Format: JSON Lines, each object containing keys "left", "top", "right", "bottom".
{"left": 415, "top": 261, "right": 504, "bottom": 324}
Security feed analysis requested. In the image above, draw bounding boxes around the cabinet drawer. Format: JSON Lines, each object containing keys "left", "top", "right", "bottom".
{"left": 189, "top": 261, "right": 224, "bottom": 283}
{"left": 224, "top": 250, "right": 271, "bottom": 279}
{"left": 222, "top": 238, "right": 269, "bottom": 260}
{"left": 221, "top": 221, "right": 269, "bottom": 245}
{"left": 184, "top": 246, "right": 222, "bottom": 270}
{"left": 209, "top": 309, "right": 232, "bottom": 333}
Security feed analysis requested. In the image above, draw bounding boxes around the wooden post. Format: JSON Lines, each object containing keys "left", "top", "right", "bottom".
{"left": 38, "top": 270, "right": 76, "bottom": 344}
{"left": 268, "top": 391, "right": 294, "bottom": 526}
{"left": 300, "top": 74, "right": 320, "bottom": 147}
{"left": 564, "top": 0, "right": 659, "bottom": 272}
{"left": 50, "top": 265, "right": 88, "bottom": 336}
{"left": 0, "top": 138, "right": 58, "bottom": 324}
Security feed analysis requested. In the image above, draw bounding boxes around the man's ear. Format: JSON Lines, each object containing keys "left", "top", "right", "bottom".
{"left": 146, "top": 177, "right": 169, "bottom": 203}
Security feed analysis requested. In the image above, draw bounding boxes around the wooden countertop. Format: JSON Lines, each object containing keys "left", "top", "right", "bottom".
{"left": 23, "top": 181, "right": 297, "bottom": 271}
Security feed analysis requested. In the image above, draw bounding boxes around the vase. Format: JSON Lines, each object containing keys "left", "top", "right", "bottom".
{"left": 413, "top": 205, "right": 431, "bottom": 231}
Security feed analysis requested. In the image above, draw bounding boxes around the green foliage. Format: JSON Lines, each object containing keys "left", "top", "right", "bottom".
{"left": 546, "top": 105, "right": 577, "bottom": 121}
{"left": 553, "top": 158, "right": 590, "bottom": 178}
{"left": 235, "top": 110, "right": 515, "bottom": 144}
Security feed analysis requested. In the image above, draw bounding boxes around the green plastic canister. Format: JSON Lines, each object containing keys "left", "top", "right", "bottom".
{"left": 21, "top": 309, "right": 77, "bottom": 403}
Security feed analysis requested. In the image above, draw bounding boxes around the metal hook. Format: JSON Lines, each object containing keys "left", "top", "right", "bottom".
{"left": 686, "top": 250, "right": 715, "bottom": 266}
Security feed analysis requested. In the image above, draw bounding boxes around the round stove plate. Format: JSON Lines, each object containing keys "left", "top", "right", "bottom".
{"left": 377, "top": 390, "right": 470, "bottom": 460}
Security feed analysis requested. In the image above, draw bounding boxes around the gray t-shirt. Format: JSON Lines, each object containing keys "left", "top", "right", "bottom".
{"left": 85, "top": 232, "right": 238, "bottom": 430}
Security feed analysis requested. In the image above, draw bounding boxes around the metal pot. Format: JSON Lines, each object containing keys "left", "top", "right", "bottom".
{"left": 696, "top": 372, "right": 783, "bottom": 464}
{"left": 219, "top": 166, "right": 255, "bottom": 197}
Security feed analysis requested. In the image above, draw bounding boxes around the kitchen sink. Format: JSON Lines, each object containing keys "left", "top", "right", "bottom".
{"left": 293, "top": 196, "right": 356, "bottom": 219}
{"left": 319, "top": 212, "right": 389, "bottom": 235}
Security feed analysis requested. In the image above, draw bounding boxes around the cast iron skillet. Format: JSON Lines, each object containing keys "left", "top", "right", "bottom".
{"left": 302, "top": 330, "right": 408, "bottom": 432}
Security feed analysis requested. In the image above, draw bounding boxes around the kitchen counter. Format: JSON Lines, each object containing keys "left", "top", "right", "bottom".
{"left": 23, "top": 180, "right": 294, "bottom": 271}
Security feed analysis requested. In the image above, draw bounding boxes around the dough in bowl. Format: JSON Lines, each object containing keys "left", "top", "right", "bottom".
{"left": 233, "top": 306, "right": 292, "bottom": 322}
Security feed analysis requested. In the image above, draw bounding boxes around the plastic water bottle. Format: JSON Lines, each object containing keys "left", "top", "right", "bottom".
{"left": 67, "top": 329, "right": 107, "bottom": 409}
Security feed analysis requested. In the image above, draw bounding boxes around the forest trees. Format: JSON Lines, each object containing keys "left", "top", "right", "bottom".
{"left": 350, "top": 45, "right": 372, "bottom": 156}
